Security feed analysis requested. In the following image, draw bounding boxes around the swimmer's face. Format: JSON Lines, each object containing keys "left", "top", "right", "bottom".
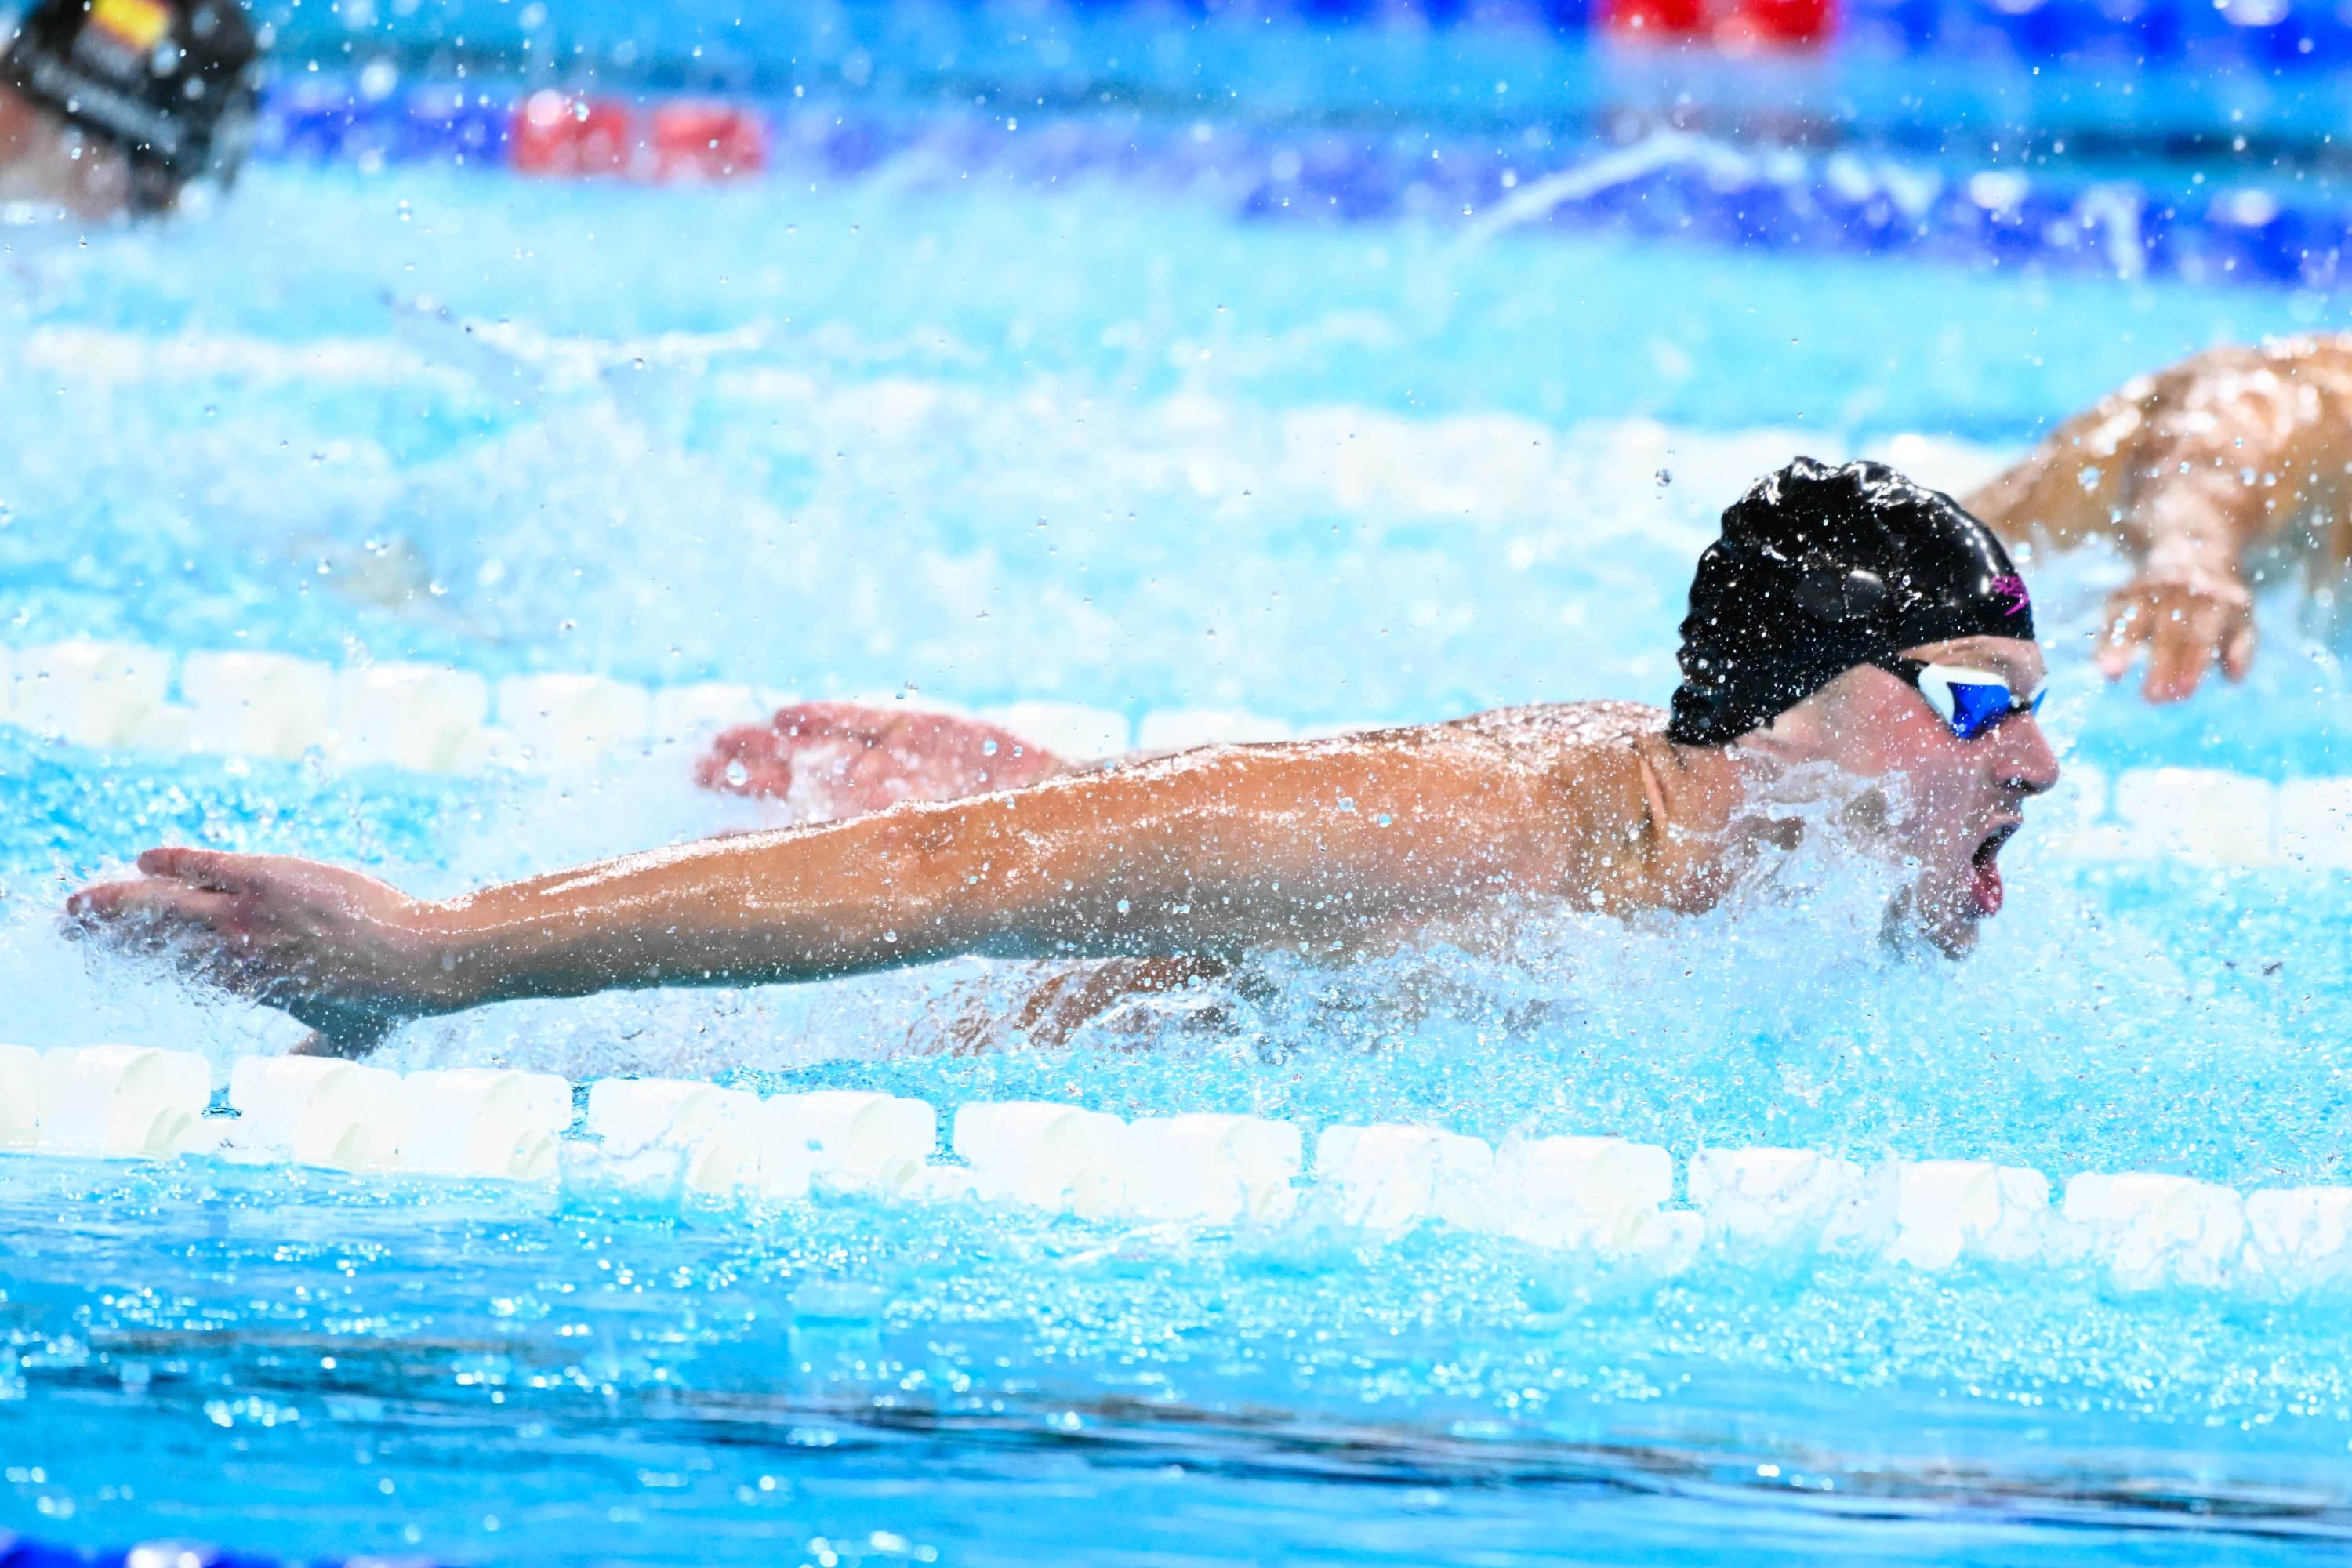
{"left": 1784, "top": 636, "right": 2060, "bottom": 957}
{"left": 0, "top": 83, "right": 132, "bottom": 217}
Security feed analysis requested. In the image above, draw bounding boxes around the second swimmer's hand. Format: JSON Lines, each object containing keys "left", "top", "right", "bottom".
{"left": 2095, "top": 560, "right": 2256, "bottom": 703}
{"left": 64, "top": 848, "right": 457, "bottom": 1057}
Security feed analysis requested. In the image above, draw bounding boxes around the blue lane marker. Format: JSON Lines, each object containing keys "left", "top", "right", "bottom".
{"left": 241, "top": 78, "right": 2348, "bottom": 291}
{"left": 0, "top": 1532, "right": 457, "bottom": 1568}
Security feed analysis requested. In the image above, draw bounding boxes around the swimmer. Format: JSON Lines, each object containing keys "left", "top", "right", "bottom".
{"left": 0, "top": 0, "right": 260, "bottom": 217}
{"left": 1968, "top": 336, "right": 2352, "bottom": 703}
{"left": 66, "top": 459, "right": 2059, "bottom": 1059}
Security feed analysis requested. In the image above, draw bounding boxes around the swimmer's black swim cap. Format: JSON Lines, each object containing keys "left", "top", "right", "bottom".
{"left": 1666, "top": 457, "right": 2037, "bottom": 746}
{"left": 2, "top": 0, "right": 262, "bottom": 211}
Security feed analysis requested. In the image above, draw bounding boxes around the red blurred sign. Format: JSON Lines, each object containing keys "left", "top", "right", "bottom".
{"left": 1604, "top": 0, "right": 1833, "bottom": 48}
{"left": 510, "top": 93, "right": 769, "bottom": 181}
{"left": 649, "top": 102, "right": 768, "bottom": 181}
{"left": 511, "top": 91, "right": 633, "bottom": 176}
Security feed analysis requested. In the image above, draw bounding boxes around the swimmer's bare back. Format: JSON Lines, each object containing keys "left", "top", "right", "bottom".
{"left": 68, "top": 704, "right": 1744, "bottom": 1058}
{"left": 1968, "top": 335, "right": 2352, "bottom": 702}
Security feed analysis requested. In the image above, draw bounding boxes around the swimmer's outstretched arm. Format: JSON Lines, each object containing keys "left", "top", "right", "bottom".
{"left": 64, "top": 737, "right": 1563, "bottom": 1055}
{"left": 1966, "top": 339, "right": 2352, "bottom": 702}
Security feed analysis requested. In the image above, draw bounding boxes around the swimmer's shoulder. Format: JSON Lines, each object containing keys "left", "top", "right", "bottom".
{"left": 1423, "top": 701, "right": 1737, "bottom": 820}
{"left": 1436, "top": 699, "right": 1676, "bottom": 762}
{"left": 1320, "top": 700, "right": 1737, "bottom": 809}
{"left": 1406, "top": 702, "right": 1744, "bottom": 909}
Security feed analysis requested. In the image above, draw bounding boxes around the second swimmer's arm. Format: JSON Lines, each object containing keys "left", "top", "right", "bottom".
{"left": 1966, "top": 351, "right": 2350, "bottom": 701}
{"left": 1966, "top": 397, "right": 2276, "bottom": 701}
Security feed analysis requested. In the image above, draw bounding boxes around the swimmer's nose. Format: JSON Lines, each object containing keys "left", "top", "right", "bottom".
{"left": 1997, "top": 713, "right": 2061, "bottom": 798}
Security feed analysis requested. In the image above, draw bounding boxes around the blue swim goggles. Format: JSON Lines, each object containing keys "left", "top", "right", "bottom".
{"left": 1875, "top": 658, "right": 2046, "bottom": 741}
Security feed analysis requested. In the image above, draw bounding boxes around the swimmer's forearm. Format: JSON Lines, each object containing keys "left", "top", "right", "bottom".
{"left": 411, "top": 742, "right": 1532, "bottom": 1007}
{"left": 411, "top": 815, "right": 1004, "bottom": 1004}
{"left": 1970, "top": 434, "right": 2267, "bottom": 565}
{"left": 1972, "top": 379, "right": 2334, "bottom": 574}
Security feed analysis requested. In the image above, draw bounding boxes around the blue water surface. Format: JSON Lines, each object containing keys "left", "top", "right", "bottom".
{"left": 4, "top": 45, "right": 2352, "bottom": 1566}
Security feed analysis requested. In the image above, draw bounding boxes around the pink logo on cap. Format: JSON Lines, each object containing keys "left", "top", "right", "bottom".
{"left": 1991, "top": 574, "right": 2031, "bottom": 616}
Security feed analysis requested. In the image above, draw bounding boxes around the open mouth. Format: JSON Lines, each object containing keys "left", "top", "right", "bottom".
{"left": 1971, "top": 823, "right": 2020, "bottom": 917}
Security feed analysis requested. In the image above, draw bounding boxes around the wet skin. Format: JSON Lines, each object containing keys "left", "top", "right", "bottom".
{"left": 64, "top": 634, "right": 2055, "bottom": 1056}
{"left": 0, "top": 82, "right": 131, "bottom": 217}
{"left": 1969, "top": 335, "right": 2352, "bottom": 703}
{"left": 1748, "top": 635, "right": 2058, "bottom": 958}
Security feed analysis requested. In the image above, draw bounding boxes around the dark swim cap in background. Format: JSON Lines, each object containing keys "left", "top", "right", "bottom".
{"left": 1666, "top": 457, "right": 2038, "bottom": 746}
{"left": 2, "top": 0, "right": 262, "bottom": 211}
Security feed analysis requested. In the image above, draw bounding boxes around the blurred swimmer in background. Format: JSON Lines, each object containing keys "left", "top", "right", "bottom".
{"left": 1969, "top": 335, "right": 2352, "bottom": 702}
{"left": 0, "top": 0, "right": 260, "bottom": 216}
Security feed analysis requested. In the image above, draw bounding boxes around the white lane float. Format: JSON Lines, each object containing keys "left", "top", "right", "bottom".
{"left": 1687, "top": 1146, "right": 1877, "bottom": 1250}
{"left": 331, "top": 662, "right": 492, "bottom": 773}
{"left": 1488, "top": 1134, "right": 1675, "bottom": 1249}
{"left": 1313, "top": 1123, "right": 1495, "bottom": 1231}
{"left": 495, "top": 673, "right": 655, "bottom": 772}
{"left": 1881, "top": 1159, "right": 2049, "bottom": 1269}
{"left": 227, "top": 1055, "right": 406, "bottom": 1170}
{"left": 2111, "top": 768, "right": 2278, "bottom": 867}
{"left": 2063, "top": 1171, "right": 2248, "bottom": 1290}
{"left": 652, "top": 681, "right": 764, "bottom": 746}
{"left": 1120, "top": 1112, "right": 1302, "bottom": 1224}
{"left": 13, "top": 1039, "right": 2352, "bottom": 1304}
{"left": 952, "top": 1100, "right": 1129, "bottom": 1216}
{"left": 1, "top": 1044, "right": 42, "bottom": 1149}
{"left": 2278, "top": 778, "right": 2352, "bottom": 871}
{"left": 9, "top": 640, "right": 174, "bottom": 750}
{"left": 755, "top": 1090, "right": 936, "bottom": 1196}
{"left": 0, "top": 627, "right": 2345, "bottom": 887}
{"left": 180, "top": 652, "right": 338, "bottom": 761}
{"left": 34, "top": 1046, "right": 211, "bottom": 1159}
{"left": 581, "top": 1076, "right": 762, "bottom": 1195}
{"left": 2239, "top": 1187, "right": 2352, "bottom": 1294}
{"left": 394, "top": 1068, "right": 572, "bottom": 1181}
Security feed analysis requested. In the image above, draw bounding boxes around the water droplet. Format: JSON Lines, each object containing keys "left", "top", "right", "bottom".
{"left": 1656, "top": 469, "right": 1673, "bottom": 486}
{"left": 724, "top": 760, "right": 750, "bottom": 787}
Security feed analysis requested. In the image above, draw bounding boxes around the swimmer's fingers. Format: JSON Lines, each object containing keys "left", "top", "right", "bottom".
{"left": 134, "top": 844, "right": 277, "bottom": 892}
{"left": 695, "top": 722, "right": 785, "bottom": 793}
{"left": 2092, "top": 591, "right": 2155, "bottom": 683}
{"left": 59, "top": 883, "right": 285, "bottom": 1002}
{"left": 2143, "top": 607, "right": 2220, "bottom": 703}
{"left": 768, "top": 701, "right": 887, "bottom": 746}
{"left": 64, "top": 877, "right": 234, "bottom": 939}
{"left": 2222, "top": 612, "right": 2259, "bottom": 684}
{"left": 2143, "top": 582, "right": 2255, "bottom": 702}
{"left": 2096, "top": 572, "right": 2255, "bottom": 702}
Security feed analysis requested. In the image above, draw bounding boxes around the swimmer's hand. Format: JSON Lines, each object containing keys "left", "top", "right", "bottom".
{"left": 65, "top": 848, "right": 453, "bottom": 1058}
{"left": 695, "top": 701, "right": 1067, "bottom": 815}
{"left": 2094, "top": 557, "right": 2256, "bottom": 704}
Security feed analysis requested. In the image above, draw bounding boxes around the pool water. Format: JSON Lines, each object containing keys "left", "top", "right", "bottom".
{"left": 5, "top": 65, "right": 2352, "bottom": 1566}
